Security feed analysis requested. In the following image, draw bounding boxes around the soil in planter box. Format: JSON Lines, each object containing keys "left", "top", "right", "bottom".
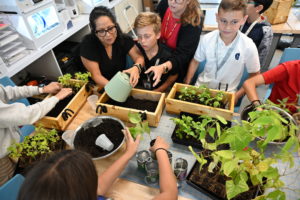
{"left": 187, "top": 161, "right": 262, "bottom": 200}
{"left": 175, "top": 92, "right": 227, "bottom": 109}
{"left": 73, "top": 119, "right": 124, "bottom": 158}
{"left": 46, "top": 94, "right": 75, "bottom": 117}
{"left": 105, "top": 96, "right": 158, "bottom": 112}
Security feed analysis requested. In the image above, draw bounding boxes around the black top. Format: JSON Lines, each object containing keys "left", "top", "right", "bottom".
{"left": 156, "top": 0, "right": 203, "bottom": 82}
{"left": 137, "top": 42, "right": 176, "bottom": 89}
{"left": 80, "top": 34, "right": 134, "bottom": 80}
{"left": 241, "top": 21, "right": 264, "bottom": 48}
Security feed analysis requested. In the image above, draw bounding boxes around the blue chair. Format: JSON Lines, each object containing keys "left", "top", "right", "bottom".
{"left": 234, "top": 68, "right": 249, "bottom": 112}
{"left": 0, "top": 76, "right": 35, "bottom": 141}
{"left": 279, "top": 48, "right": 300, "bottom": 64}
{"left": 0, "top": 174, "right": 25, "bottom": 200}
{"left": 125, "top": 55, "right": 134, "bottom": 69}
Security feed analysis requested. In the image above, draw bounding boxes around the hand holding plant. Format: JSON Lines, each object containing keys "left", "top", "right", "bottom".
{"left": 122, "top": 127, "right": 141, "bottom": 158}
{"left": 42, "top": 82, "right": 62, "bottom": 94}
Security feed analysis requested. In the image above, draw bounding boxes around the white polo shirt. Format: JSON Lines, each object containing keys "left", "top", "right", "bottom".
{"left": 194, "top": 30, "right": 260, "bottom": 92}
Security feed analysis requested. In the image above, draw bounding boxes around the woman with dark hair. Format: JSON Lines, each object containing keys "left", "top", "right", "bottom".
{"left": 145, "top": 0, "right": 203, "bottom": 86}
{"left": 18, "top": 129, "right": 178, "bottom": 200}
{"left": 80, "top": 6, "right": 144, "bottom": 88}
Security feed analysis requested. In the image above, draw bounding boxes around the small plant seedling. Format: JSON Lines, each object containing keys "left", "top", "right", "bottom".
{"left": 128, "top": 112, "right": 151, "bottom": 140}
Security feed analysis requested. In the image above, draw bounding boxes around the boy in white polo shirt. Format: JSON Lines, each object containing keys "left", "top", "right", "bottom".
{"left": 184, "top": 0, "right": 260, "bottom": 103}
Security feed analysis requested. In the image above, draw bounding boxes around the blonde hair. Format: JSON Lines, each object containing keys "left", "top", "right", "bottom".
{"left": 181, "top": 0, "right": 202, "bottom": 26}
{"left": 134, "top": 12, "right": 161, "bottom": 34}
{"left": 218, "top": 0, "right": 247, "bottom": 16}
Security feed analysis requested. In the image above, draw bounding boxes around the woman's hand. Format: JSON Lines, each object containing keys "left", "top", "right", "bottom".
{"left": 123, "top": 66, "right": 140, "bottom": 87}
{"left": 43, "top": 82, "right": 62, "bottom": 94}
{"left": 145, "top": 64, "right": 165, "bottom": 87}
{"left": 149, "top": 136, "right": 169, "bottom": 152}
{"left": 122, "top": 127, "right": 141, "bottom": 158}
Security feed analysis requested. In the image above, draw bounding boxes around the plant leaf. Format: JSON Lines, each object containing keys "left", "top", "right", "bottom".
{"left": 226, "top": 178, "right": 249, "bottom": 200}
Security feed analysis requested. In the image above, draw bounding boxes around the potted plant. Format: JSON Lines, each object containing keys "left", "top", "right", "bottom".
{"left": 187, "top": 112, "right": 299, "bottom": 200}
{"left": 96, "top": 88, "right": 165, "bottom": 127}
{"left": 171, "top": 112, "right": 230, "bottom": 149}
{"left": 165, "top": 83, "right": 235, "bottom": 121}
{"left": 8, "top": 126, "right": 64, "bottom": 175}
{"left": 37, "top": 72, "right": 93, "bottom": 130}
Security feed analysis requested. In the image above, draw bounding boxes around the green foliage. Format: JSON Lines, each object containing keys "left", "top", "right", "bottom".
{"left": 178, "top": 85, "right": 225, "bottom": 108}
{"left": 189, "top": 106, "right": 300, "bottom": 199}
{"left": 128, "top": 112, "right": 151, "bottom": 139}
{"left": 8, "top": 126, "right": 60, "bottom": 162}
{"left": 172, "top": 114, "right": 227, "bottom": 144}
{"left": 58, "top": 72, "right": 91, "bottom": 92}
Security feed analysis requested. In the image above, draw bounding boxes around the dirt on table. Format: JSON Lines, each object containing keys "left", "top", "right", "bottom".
{"left": 105, "top": 96, "right": 158, "bottom": 112}
{"left": 73, "top": 118, "right": 124, "bottom": 158}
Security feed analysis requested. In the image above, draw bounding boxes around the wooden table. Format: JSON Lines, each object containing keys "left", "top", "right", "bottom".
{"left": 66, "top": 101, "right": 192, "bottom": 200}
{"left": 202, "top": 7, "right": 300, "bottom": 70}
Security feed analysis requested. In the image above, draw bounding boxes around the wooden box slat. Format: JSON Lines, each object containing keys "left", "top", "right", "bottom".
{"left": 36, "top": 80, "right": 91, "bottom": 130}
{"left": 97, "top": 88, "right": 165, "bottom": 127}
{"left": 165, "top": 83, "right": 235, "bottom": 121}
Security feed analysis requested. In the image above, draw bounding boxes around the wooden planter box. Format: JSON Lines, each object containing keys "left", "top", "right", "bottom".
{"left": 165, "top": 83, "right": 235, "bottom": 121}
{"left": 36, "top": 80, "right": 91, "bottom": 130}
{"left": 96, "top": 88, "right": 165, "bottom": 127}
{"left": 264, "top": 0, "right": 293, "bottom": 24}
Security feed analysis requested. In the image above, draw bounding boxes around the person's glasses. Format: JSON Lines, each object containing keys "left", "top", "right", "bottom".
{"left": 95, "top": 26, "right": 116, "bottom": 37}
{"left": 247, "top": 1, "right": 258, "bottom": 5}
{"left": 169, "top": 0, "right": 184, "bottom": 4}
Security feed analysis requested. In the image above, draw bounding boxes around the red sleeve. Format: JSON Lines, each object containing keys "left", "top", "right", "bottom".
{"left": 262, "top": 63, "right": 288, "bottom": 84}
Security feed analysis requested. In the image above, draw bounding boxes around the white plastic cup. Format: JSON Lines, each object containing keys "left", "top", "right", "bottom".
{"left": 62, "top": 130, "right": 75, "bottom": 148}
{"left": 95, "top": 134, "right": 114, "bottom": 151}
{"left": 87, "top": 95, "right": 98, "bottom": 111}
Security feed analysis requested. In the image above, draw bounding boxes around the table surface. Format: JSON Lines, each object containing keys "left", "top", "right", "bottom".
{"left": 203, "top": 7, "right": 299, "bottom": 34}
{"left": 66, "top": 96, "right": 300, "bottom": 200}
{"left": 66, "top": 101, "right": 194, "bottom": 200}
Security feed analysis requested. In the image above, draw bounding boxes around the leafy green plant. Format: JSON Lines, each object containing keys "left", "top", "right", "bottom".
{"left": 128, "top": 112, "right": 151, "bottom": 139}
{"left": 172, "top": 114, "right": 228, "bottom": 144}
{"left": 8, "top": 126, "right": 61, "bottom": 165}
{"left": 58, "top": 72, "right": 91, "bottom": 92}
{"left": 189, "top": 113, "right": 299, "bottom": 200}
{"left": 177, "top": 85, "right": 225, "bottom": 108}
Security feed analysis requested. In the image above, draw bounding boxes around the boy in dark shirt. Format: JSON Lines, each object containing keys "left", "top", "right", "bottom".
{"left": 241, "top": 0, "right": 273, "bottom": 72}
{"left": 134, "top": 12, "right": 178, "bottom": 92}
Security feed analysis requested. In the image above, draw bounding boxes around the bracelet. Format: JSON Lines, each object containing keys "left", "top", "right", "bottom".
{"left": 133, "top": 64, "right": 142, "bottom": 74}
{"left": 154, "top": 148, "right": 168, "bottom": 156}
{"left": 251, "top": 100, "right": 261, "bottom": 106}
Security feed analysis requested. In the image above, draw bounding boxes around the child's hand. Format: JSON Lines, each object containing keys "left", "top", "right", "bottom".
{"left": 145, "top": 64, "right": 164, "bottom": 87}
{"left": 149, "top": 136, "right": 169, "bottom": 152}
{"left": 43, "top": 82, "right": 62, "bottom": 94}
{"left": 122, "top": 127, "right": 141, "bottom": 158}
{"left": 55, "top": 88, "right": 72, "bottom": 100}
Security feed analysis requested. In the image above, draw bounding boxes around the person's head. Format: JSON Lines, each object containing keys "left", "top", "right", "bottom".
{"left": 246, "top": 0, "right": 273, "bottom": 15}
{"left": 18, "top": 150, "right": 98, "bottom": 200}
{"left": 134, "top": 12, "right": 161, "bottom": 52}
{"left": 217, "top": 0, "right": 248, "bottom": 42}
{"left": 168, "top": 0, "right": 202, "bottom": 26}
{"left": 89, "top": 6, "right": 122, "bottom": 47}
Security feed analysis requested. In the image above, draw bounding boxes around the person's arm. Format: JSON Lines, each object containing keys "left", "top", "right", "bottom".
{"left": 97, "top": 128, "right": 140, "bottom": 196}
{"left": 0, "top": 86, "right": 72, "bottom": 127}
{"left": 242, "top": 73, "right": 265, "bottom": 103}
{"left": 154, "top": 74, "right": 178, "bottom": 92}
{"left": 184, "top": 58, "right": 200, "bottom": 85}
{"left": 123, "top": 45, "right": 144, "bottom": 87}
{"left": 81, "top": 56, "right": 109, "bottom": 89}
{"left": 235, "top": 71, "right": 260, "bottom": 103}
{"left": 150, "top": 137, "right": 178, "bottom": 200}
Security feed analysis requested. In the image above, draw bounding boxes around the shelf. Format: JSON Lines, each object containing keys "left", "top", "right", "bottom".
{"left": 3, "top": 14, "right": 89, "bottom": 78}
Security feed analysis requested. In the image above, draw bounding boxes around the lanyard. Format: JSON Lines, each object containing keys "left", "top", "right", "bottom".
{"left": 215, "top": 33, "right": 240, "bottom": 73}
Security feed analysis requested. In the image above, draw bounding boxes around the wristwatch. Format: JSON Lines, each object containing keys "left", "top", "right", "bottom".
{"left": 163, "top": 65, "right": 169, "bottom": 74}
{"left": 133, "top": 63, "right": 142, "bottom": 74}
